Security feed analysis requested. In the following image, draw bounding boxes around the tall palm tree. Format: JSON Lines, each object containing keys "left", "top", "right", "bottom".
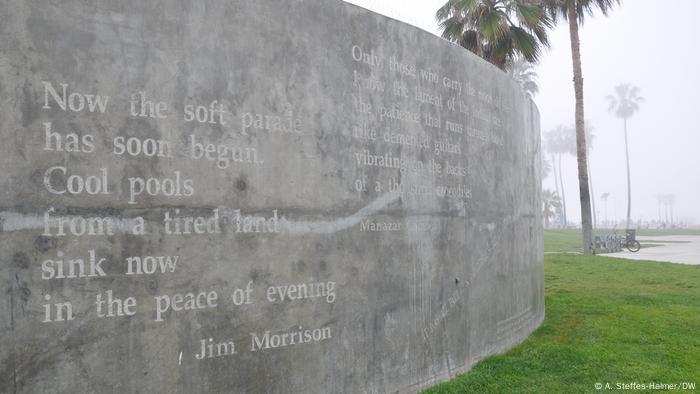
{"left": 655, "top": 194, "right": 664, "bottom": 223}
{"left": 436, "top": 0, "right": 552, "bottom": 70}
{"left": 506, "top": 55, "right": 539, "bottom": 97}
{"left": 667, "top": 194, "right": 676, "bottom": 224}
{"left": 584, "top": 122, "right": 596, "bottom": 228}
{"left": 544, "top": 125, "right": 573, "bottom": 226}
{"left": 541, "top": 153, "right": 552, "bottom": 180}
{"left": 542, "top": 141, "right": 562, "bottom": 224}
{"left": 561, "top": 122, "right": 597, "bottom": 228}
{"left": 606, "top": 83, "right": 643, "bottom": 229}
{"left": 542, "top": 189, "right": 562, "bottom": 228}
{"left": 543, "top": 0, "right": 620, "bottom": 254}
{"left": 659, "top": 193, "right": 675, "bottom": 225}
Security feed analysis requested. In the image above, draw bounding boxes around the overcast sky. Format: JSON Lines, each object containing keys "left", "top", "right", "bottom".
{"left": 344, "top": 0, "right": 700, "bottom": 226}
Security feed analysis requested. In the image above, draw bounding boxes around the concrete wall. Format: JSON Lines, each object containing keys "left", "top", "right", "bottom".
{"left": 0, "top": 0, "right": 543, "bottom": 392}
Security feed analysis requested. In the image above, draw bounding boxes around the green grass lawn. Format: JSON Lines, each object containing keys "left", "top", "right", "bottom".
{"left": 544, "top": 230, "right": 586, "bottom": 253}
{"left": 424, "top": 250, "right": 700, "bottom": 393}
{"left": 543, "top": 229, "right": 620, "bottom": 253}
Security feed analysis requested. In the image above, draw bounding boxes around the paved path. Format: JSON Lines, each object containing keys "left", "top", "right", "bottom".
{"left": 608, "top": 235, "right": 700, "bottom": 265}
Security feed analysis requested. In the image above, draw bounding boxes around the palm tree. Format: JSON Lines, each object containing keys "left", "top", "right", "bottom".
{"left": 542, "top": 189, "right": 562, "bottom": 228}
{"left": 545, "top": 125, "right": 574, "bottom": 226}
{"left": 506, "top": 55, "right": 539, "bottom": 97}
{"left": 659, "top": 194, "right": 675, "bottom": 225}
{"left": 606, "top": 83, "right": 643, "bottom": 229}
{"left": 655, "top": 194, "right": 663, "bottom": 223}
{"left": 541, "top": 153, "right": 552, "bottom": 180}
{"left": 561, "top": 122, "right": 598, "bottom": 228}
{"left": 436, "top": 0, "right": 552, "bottom": 70}
{"left": 542, "top": 142, "right": 562, "bottom": 225}
{"left": 667, "top": 194, "right": 676, "bottom": 224}
{"left": 543, "top": 0, "right": 620, "bottom": 255}
{"left": 584, "top": 122, "right": 596, "bottom": 228}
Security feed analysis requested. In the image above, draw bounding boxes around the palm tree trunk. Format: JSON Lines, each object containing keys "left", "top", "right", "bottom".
{"left": 557, "top": 153, "right": 567, "bottom": 226}
{"left": 568, "top": 2, "right": 593, "bottom": 255}
{"left": 671, "top": 204, "right": 674, "bottom": 224}
{"left": 587, "top": 159, "right": 597, "bottom": 229}
{"left": 550, "top": 153, "right": 562, "bottom": 226}
{"left": 624, "top": 117, "right": 632, "bottom": 229}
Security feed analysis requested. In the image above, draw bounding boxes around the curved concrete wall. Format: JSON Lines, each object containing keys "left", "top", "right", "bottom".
{"left": 0, "top": 0, "right": 543, "bottom": 392}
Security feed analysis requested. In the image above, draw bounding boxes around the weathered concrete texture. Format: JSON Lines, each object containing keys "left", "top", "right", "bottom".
{"left": 0, "top": 0, "right": 543, "bottom": 393}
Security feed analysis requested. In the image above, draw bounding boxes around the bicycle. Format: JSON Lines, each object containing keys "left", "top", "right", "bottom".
{"left": 613, "top": 228, "right": 641, "bottom": 252}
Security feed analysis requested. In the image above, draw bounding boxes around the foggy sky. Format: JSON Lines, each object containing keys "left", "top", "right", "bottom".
{"left": 344, "top": 0, "right": 700, "bottom": 225}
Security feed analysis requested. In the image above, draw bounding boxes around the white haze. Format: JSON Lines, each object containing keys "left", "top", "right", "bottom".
{"left": 344, "top": 0, "right": 700, "bottom": 226}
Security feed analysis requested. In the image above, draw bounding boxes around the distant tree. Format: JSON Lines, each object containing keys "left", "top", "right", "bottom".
{"left": 436, "top": 0, "right": 551, "bottom": 70}
{"left": 659, "top": 194, "right": 676, "bottom": 225}
{"left": 656, "top": 194, "right": 664, "bottom": 223}
{"left": 506, "top": 56, "right": 539, "bottom": 97}
{"left": 541, "top": 153, "right": 552, "bottom": 180}
{"left": 606, "top": 83, "right": 643, "bottom": 229}
{"left": 543, "top": 0, "right": 620, "bottom": 254}
{"left": 542, "top": 189, "right": 562, "bottom": 228}
{"left": 544, "top": 125, "right": 574, "bottom": 226}
{"left": 561, "top": 121, "right": 597, "bottom": 228}
{"left": 542, "top": 142, "right": 561, "bottom": 225}
{"left": 666, "top": 194, "right": 676, "bottom": 224}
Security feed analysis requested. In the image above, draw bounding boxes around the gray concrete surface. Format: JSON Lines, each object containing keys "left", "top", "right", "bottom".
{"left": 609, "top": 235, "right": 700, "bottom": 265}
{"left": 0, "top": 1, "right": 542, "bottom": 392}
